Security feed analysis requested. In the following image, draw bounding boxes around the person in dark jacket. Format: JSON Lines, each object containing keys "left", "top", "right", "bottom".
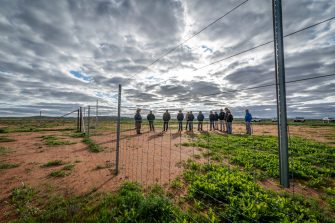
{"left": 163, "top": 110, "right": 171, "bottom": 131}
{"left": 197, "top": 111, "right": 204, "bottom": 131}
{"left": 134, "top": 108, "right": 142, "bottom": 134}
{"left": 177, "top": 110, "right": 184, "bottom": 131}
{"left": 245, "top": 109, "right": 252, "bottom": 135}
{"left": 219, "top": 109, "right": 225, "bottom": 132}
{"left": 209, "top": 111, "right": 215, "bottom": 131}
{"left": 185, "top": 112, "right": 189, "bottom": 131}
{"left": 214, "top": 112, "right": 219, "bottom": 130}
{"left": 226, "top": 109, "right": 233, "bottom": 134}
{"left": 147, "top": 111, "right": 155, "bottom": 132}
{"left": 188, "top": 111, "right": 195, "bottom": 131}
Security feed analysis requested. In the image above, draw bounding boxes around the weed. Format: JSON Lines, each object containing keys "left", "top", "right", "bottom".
{"left": 0, "top": 136, "right": 16, "bottom": 142}
{"left": 82, "top": 137, "right": 102, "bottom": 153}
{"left": 0, "top": 146, "right": 12, "bottom": 155}
{"left": 0, "top": 162, "right": 19, "bottom": 170}
{"left": 62, "top": 163, "right": 75, "bottom": 170}
{"left": 42, "top": 135, "right": 75, "bottom": 146}
{"left": 41, "top": 160, "right": 63, "bottom": 167}
{"left": 49, "top": 170, "right": 68, "bottom": 177}
{"left": 70, "top": 132, "right": 86, "bottom": 138}
{"left": 95, "top": 164, "right": 105, "bottom": 170}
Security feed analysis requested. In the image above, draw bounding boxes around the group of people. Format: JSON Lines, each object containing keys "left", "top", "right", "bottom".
{"left": 134, "top": 108, "right": 253, "bottom": 135}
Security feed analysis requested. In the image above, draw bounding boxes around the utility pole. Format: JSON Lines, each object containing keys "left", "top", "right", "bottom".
{"left": 115, "top": 84, "right": 122, "bottom": 175}
{"left": 77, "top": 109, "right": 80, "bottom": 132}
{"left": 272, "top": 0, "right": 289, "bottom": 188}
{"left": 79, "top": 107, "right": 82, "bottom": 132}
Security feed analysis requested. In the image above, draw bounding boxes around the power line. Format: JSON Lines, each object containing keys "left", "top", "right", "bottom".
{"left": 195, "top": 16, "right": 335, "bottom": 71}
{"left": 127, "top": 0, "right": 249, "bottom": 80}
{"left": 128, "top": 15, "right": 335, "bottom": 91}
{"left": 201, "top": 73, "right": 335, "bottom": 97}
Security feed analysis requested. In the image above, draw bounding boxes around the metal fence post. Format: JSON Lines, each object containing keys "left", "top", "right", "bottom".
{"left": 88, "top": 106, "right": 91, "bottom": 137}
{"left": 79, "top": 107, "right": 82, "bottom": 132}
{"left": 115, "top": 84, "right": 122, "bottom": 175}
{"left": 77, "top": 109, "right": 80, "bottom": 132}
{"left": 272, "top": 0, "right": 289, "bottom": 188}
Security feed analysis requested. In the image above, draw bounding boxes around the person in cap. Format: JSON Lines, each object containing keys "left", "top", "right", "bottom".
{"left": 226, "top": 108, "right": 233, "bottom": 134}
{"left": 245, "top": 109, "right": 252, "bottom": 135}
{"left": 134, "top": 108, "right": 142, "bottom": 134}
{"left": 209, "top": 111, "right": 215, "bottom": 131}
{"left": 185, "top": 112, "right": 189, "bottom": 131}
{"left": 163, "top": 109, "right": 171, "bottom": 131}
{"left": 177, "top": 110, "right": 184, "bottom": 131}
{"left": 197, "top": 111, "right": 204, "bottom": 131}
{"left": 147, "top": 110, "right": 155, "bottom": 132}
{"left": 188, "top": 111, "right": 195, "bottom": 131}
{"left": 219, "top": 108, "right": 225, "bottom": 132}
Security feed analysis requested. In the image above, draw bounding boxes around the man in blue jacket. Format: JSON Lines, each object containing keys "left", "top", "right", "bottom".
{"left": 177, "top": 110, "right": 184, "bottom": 131}
{"left": 188, "top": 111, "right": 195, "bottom": 131}
{"left": 245, "top": 109, "right": 252, "bottom": 135}
{"left": 197, "top": 111, "right": 204, "bottom": 131}
{"left": 134, "top": 108, "right": 142, "bottom": 134}
{"left": 163, "top": 110, "right": 171, "bottom": 132}
{"left": 219, "top": 109, "right": 225, "bottom": 132}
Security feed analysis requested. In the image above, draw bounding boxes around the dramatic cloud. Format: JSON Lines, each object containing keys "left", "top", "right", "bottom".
{"left": 0, "top": 0, "right": 334, "bottom": 118}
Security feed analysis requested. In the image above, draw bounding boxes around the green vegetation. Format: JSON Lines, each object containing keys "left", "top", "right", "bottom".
{"left": 0, "top": 161, "right": 19, "bottom": 170}
{"left": 70, "top": 132, "right": 86, "bottom": 138}
{"left": 41, "top": 135, "right": 75, "bottom": 146}
{"left": 62, "top": 163, "right": 75, "bottom": 170}
{"left": 0, "top": 136, "right": 16, "bottom": 142}
{"left": 183, "top": 134, "right": 335, "bottom": 189}
{"left": 9, "top": 182, "right": 198, "bottom": 222}
{"left": 181, "top": 161, "right": 334, "bottom": 222}
{"left": 0, "top": 146, "right": 13, "bottom": 155}
{"left": 41, "top": 160, "right": 64, "bottom": 167}
{"left": 49, "top": 170, "right": 68, "bottom": 177}
{"left": 82, "top": 137, "right": 102, "bottom": 152}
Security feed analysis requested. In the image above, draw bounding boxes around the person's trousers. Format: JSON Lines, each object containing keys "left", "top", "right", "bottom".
{"left": 219, "top": 120, "right": 225, "bottom": 131}
{"left": 186, "top": 121, "right": 189, "bottom": 130}
{"left": 227, "top": 122, "right": 232, "bottom": 134}
{"left": 198, "top": 121, "right": 203, "bottom": 131}
{"left": 178, "top": 121, "right": 183, "bottom": 131}
{"left": 210, "top": 121, "right": 215, "bottom": 130}
{"left": 188, "top": 121, "right": 193, "bottom": 131}
{"left": 135, "top": 122, "right": 141, "bottom": 134}
{"left": 163, "top": 121, "right": 169, "bottom": 131}
{"left": 149, "top": 121, "right": 155, "bottom": 131}
{"left": 246, "top": 122, "right": 251, "bottom": 135}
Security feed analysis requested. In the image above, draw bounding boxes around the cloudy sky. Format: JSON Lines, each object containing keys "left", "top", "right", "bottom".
{"left": 0, "top": 0, "right": 334, "bottom": 118}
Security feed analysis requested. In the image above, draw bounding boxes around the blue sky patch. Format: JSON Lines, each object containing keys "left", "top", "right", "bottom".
{"left": 70, "top": 70, "right": 92, "bottom": 82}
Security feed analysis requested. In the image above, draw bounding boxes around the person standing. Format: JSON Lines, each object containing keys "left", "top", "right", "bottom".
{"left": 245, "top": 109, "right": 252, "bottom": 135}
{"left": 226, "top": 110, "right": 233, "bottom": 134}
{"left": 177, "top": 110, "right": 184, "bottom": 131}
{"left": 224, "top": 108, "right": 229, "bottom": 133}
{"left": 214, "top": 111, "right": 219, "bottom": 130}
{"left": 188, "top": 111, "right": 195, "bottom": 131}
{"left": 134, "top": 108, "right": 142, "bottom": 134}
{"left": 197, "top": 111, "right": 204, "bottom": 131}
{"left": 163, "top": 109, "right": 171, "bottom": 132}
{"left": 219, "top": 109, "right": 225, "bottom": 132}
{"left": 185, "top": 112, "right": 189, "bottom": 131}
{"left": 209, "top": 111, "right": 215, "bottom": 131}
{"left": 147, "top": 111, "right": 155, "bottom": 132}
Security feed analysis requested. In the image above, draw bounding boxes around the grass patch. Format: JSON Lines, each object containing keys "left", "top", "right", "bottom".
{"left": 0, "top": 161, "right": 19, "bottom": 170}
{"left": 41, "top": 160, "right": 64, "bottom": 168}
{"left": 0, "top": 146, "right": 13, "bottom": 155}
{"left": 8, "top": 182, "right": 196, "bottom": 222}
{"left": 62, "top": 163, "right": 75, "bottom": 170}
{"left": 70, "top": 132, "right": 86, "bottom": 138}
{"left": 41, "top": 135, "right": 75, "bottom": 146}
{"left": 49, "top": 170, "right": 68, "bottom": 177}
{"left": 0, "top": 136, "right": 16, "bottom": 142}
{"left": 82, "top": 137, "right": 102, "bottom": 153}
